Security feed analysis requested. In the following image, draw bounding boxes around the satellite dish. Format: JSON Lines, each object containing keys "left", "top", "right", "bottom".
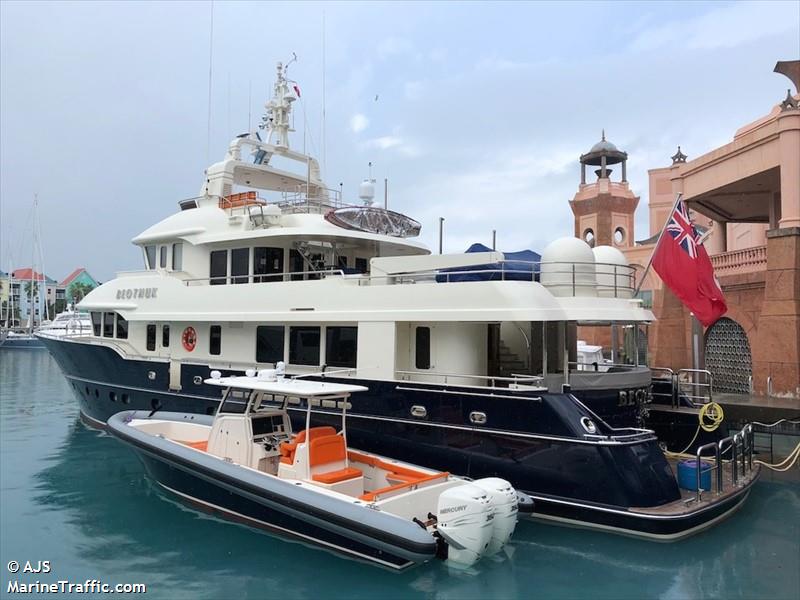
{"left": 325, "top": 207, "right": 421, "bottom": 238}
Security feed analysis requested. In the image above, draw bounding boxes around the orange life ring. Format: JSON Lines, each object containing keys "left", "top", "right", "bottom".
{"left": 182, "top": 327, "right": 197, "bottom": 352}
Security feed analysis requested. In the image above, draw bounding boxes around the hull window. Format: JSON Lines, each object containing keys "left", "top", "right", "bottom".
{"left": 210, "top": 325, "right": 222, "bottom": 355}
{"left": 325, "top": 326, "right": 358, "bottom": 368}
{"left": 256, "top": 325, "right": 285, "bottom": 363}
{"left": 289, "top": 326, "right": 320, "bottom": 365}
{"left": 415, "top": 326, "right": 431, "bottom": 369}
{"left": 231, "top": 248, "right": 250, "bottom": 284}
{"left": 146, "top": 324, "right": 156, "bottom": 351}
{"left": 172, "top": 243, "right": 183, "bottom": 271}
{"left": 90, "top": 312, "right": 101, "bottom": 336}
{"left": 210, "top": 250, "right": 228, "bottom": 285}
{"left": 162, "top": 324, "right": 170, "bottom": 348}
{"left": 116, "top": 314, "right": 128, "bottom": 339}
{"left": 254, "top": 247, "right": 284, "bottom": 283}
{"left": 102, "top": 312, "right": 115, "bottom": 338}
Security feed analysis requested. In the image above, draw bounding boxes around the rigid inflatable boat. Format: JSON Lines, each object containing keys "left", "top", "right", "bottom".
{"left": 108, "top": 371, "right": 534, "bottom": 569}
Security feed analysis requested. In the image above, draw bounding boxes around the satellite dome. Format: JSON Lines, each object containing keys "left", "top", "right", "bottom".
{"left": 540, "top": 237, "right": 597, "bottom": 297}
{"left": 592, "top": 246, "right": 633, "bottom": 299}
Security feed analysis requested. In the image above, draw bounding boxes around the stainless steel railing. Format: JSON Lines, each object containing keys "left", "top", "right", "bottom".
{"left": 693, "top": 424, "right": 755, "bottom": 503}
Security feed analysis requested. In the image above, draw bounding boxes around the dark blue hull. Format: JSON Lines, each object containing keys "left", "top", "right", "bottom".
{"left": 41, "top": 336, "right": 755, "bottom": 539}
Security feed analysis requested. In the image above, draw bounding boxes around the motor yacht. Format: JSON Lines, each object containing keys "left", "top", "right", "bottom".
{"left": 41, "top": 60, "right": 759, "bottom": 540}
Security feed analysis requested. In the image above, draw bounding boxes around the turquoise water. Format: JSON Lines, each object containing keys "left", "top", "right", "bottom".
{"left": 1, "top": 351, "right": 798, "bottom": 600}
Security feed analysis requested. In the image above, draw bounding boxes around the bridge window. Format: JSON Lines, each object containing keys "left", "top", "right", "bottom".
{"left": 231, "top": 248, "right": 250, "bottom": 284}
{"left": 254, "top": 247, "right": 284, "bottom": 283}
{"left": 146, "top": 324, "right": 156, "bottom": 351}
{"left": 90, "top": 312, "right": 101, "bottom": 336}
{"left": 172, "top": 243, "right": 183, "bottom": 271}
{"left": 325, "top": 326, "right": 357, "bottom": 368}
{"left": 144, "top": 245, "right": 156, "bottom": 270}
{"left": 162, "top": 324, "right": 170, "bottom": 348}
{"left": 210, "top": 250, "right": 228, "bottom": 285}
{"left": 159, "top": 245, "right": 167, "bottom": 269}
{"left": 116, "top": 314, "right": 128, "bottom": 339}
{"left": 289, "top": 326, "right": 320, "bottom": 366}
{"left": 256, "top": 325, "right": 285, "bottom": 363}
{"left": 103, "top": 312, "right": 115, "bottom": 337}
{"left": 415, "top": 326, "right": 431, "bottom": 370}
{"left": 210, "top": 325, "right": 222, "bottom": 355}
{"left": 289, "top": 249, "right": 305, "bottom": 281}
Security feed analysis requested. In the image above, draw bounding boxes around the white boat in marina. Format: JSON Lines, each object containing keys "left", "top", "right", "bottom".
{"left": 39, "top": 59, "right": 759, "bottom": 541}
{"left": 109, "top": 370, "right": 531, "bottom": 569}
{"left": 36, "top": 305, "right": 92, "bottom": 339}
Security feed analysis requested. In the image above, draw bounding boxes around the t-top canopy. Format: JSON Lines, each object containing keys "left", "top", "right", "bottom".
{"left": 204, "top": 375, "right": 368, "bottom": 397}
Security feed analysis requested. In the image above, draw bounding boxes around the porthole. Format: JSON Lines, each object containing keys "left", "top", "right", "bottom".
{"left": 121, "top": 393, "right": 130, "bottom": 405}
{"left": 580, "top": 416, "right": 597, "bottom": 434}
{"left": 85, "top": 386, "right": 90, "bottom": 395}
{"left": 109, "top": 391, "right": 117, "bottom": 402}
{"left": 614, "top": 227, "right": 625, "bottom": 245}
{"left": 94, "top": 388, "right": 99, "bottom": 398}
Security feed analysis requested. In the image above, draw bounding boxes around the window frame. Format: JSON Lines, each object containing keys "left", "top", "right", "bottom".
{"left": 254, "top": 247, "right": 285, "bottom": 283}
{"left": 231, "top": 248, "right": 250, "bottom": 284}
{"left": 415, "top": 326, "right": 431, "bottom": 370}
{"left": 256, "top": 325, "right": 285, "bottom": 364}
{"left": 146, "top": 324, "right": 156, "bottom": 351}
{"left": 210, "top": 250, "right": 228, "bottom": 285}
{"left": 172, "top": 243, "right": 183, "bottom": 271}
{"left": 102, "top": 312, "right": 115, "bottom": 338}
{"left": 325, "top": 326, "right": 358, "bottom": 368}
{"left": 288, "top": 326, "right": 321, "bottom": 366}
{"left": 162, "top": 324, "right": 170, "bottom": 348}
{"left": 159, "top": 245, "right": 167, "bottom": 269}
{"left": 209, "top": 325, "right": 222, "bottom": 355}
{"left": 116, "top": 313, "right": 128, "bottom": 339}
{"left": 144, "top": 245, "right": 156, "bottom": 270}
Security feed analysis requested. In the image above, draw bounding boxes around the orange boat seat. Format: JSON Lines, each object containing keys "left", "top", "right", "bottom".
{"left": 179, "top": 440, "right": 208, "bottom": 452}
{"left": 279, "top": 426, "right": 336, "bottom": 465}
{"left": 308, "top": 435, "right": 362, "bottom": 483}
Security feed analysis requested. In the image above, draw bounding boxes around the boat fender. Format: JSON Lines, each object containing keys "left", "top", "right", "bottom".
{"left": 182, "top": 327, "right": 197, "bottom": 352}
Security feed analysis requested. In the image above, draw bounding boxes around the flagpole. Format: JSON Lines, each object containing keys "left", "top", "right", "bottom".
{"left": 633, "top": 192, "right": 683, "bottom": 296}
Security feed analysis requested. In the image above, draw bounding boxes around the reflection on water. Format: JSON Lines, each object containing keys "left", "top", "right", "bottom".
{"left": 1, "top": 352, "right": 798, "bottom": 599}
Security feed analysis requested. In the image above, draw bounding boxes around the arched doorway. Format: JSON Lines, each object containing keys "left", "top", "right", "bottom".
{"left": 704, "top": 318, "right": 752, "bottom": 394}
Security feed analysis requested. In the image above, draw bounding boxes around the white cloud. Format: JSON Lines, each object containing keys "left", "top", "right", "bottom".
{"left": 474, "top": 56, "right": 533, "bottom": 72}
{"left": 630, "top": 1, "right": 799, "bottom": 52}
{"left": 350, "top": 113, "right": 369, "bottom": 133}
{"left": 362, "top": 133, "right": 422, "bottom": 158}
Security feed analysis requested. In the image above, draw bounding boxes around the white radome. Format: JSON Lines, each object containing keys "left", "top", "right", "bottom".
{"left": 540, "top": 237, "right": 597, "bottom": 297}
{"left": 592, "top": 245, "right": 633, "bottom": 299}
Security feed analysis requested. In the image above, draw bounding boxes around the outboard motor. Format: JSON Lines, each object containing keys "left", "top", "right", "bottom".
{"left": 473, "top": 478, "right": 518, "bottom": 554}
{"left": 436, "top": 484, "right": 494, "bottom": 567}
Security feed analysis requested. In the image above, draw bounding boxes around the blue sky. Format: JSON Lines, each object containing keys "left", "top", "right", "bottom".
{"left": 1, "top": 1, "right": 798, "bottom": 281}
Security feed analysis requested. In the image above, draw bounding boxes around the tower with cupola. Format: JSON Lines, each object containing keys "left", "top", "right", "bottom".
{"left": 569, "top": 132, "right": 639, "bottom": 249}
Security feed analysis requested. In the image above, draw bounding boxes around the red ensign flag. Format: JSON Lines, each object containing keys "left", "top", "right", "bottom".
{"left": 652, "top": 199, "right": 727, "bottom": 327}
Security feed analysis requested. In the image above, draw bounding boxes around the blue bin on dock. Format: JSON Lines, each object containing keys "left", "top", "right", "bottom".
{"left": 677, "top": 459, "right": 712, "bottom": 491}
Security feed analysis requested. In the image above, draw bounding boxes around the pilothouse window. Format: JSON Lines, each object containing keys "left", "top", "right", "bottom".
{"left": 172, "top": 243, "right": 183, "bottom": 271}
{"left": 210, "top": 250, "right": 228, "bottom": 285}
{"left": 103, "top": 312, "right": 115, "bottom": 338}
{"left": 116, "top": 314, "right": 128, "bottom": 339}
{"left": 289, "top": 326, "right": 320, "bottom": 366}
{"left": 90, "top": 312, "right": 101, "bottom": 336}
{"left": 289, "top": 249, "right": 304, "bottom": 281}
{"left": 159, "top": 246, "right": 167, "bottom": 269}
{"left": 144, "top": 245, "right": 156, "bottom": 270}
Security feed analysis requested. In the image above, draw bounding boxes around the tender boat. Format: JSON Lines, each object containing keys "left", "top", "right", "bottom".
{"left": 36, "top": 305, "right": 92, "bottom": 339}
{"left": 108, "top": 369, "right": 533, "bottom": 570}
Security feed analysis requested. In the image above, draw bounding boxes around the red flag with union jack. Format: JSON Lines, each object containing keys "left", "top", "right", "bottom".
{"left": 652, "top": 198, "right": 727, "bottom": 327}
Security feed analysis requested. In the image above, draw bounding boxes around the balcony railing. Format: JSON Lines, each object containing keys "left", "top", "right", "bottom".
{"left": 711, "top": 245, "right": 767, "bottom": 274}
